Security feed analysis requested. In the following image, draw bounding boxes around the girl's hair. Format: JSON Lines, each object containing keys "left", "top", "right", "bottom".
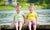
{"left": 15, "top": 3, "right": 21, "bottom": 8}
{"left": 29, "top": 3, "right": 34, "bottom": 8}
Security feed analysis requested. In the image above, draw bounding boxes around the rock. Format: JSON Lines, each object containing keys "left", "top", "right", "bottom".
{"left": 0, "top": 25, "right": 1, "bottom": 29}
{"left": 0, "top": 23, "right": 50, "bottom": 29}
{"left": 4, "top": 25, "right": 15, "bottom": 29}
{"left": 37, "top": 25, "right": 50, "bottom": 29}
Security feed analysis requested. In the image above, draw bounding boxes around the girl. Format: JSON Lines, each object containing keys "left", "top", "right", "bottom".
{"left": 13, "top": 3, "right": 25, "bottom": 30}
{"left": 26, "top": 3, "right": 38, "bottom": 30}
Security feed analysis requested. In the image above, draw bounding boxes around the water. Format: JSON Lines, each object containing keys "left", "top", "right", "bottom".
{"left": 0, "top": 9, "right": 50, "bottom": 24}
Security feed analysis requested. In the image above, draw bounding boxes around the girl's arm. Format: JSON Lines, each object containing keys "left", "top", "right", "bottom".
{"left": 23, "top": 15, "right": 26, "bottom": 24}
{"left": 26, "top": 16, "right": 28, "bottom": 23}
{"left": 35, "top": 16, "right": 38, "bottom": 24}
{"left": 36, "top": 16, "right": 38, "bottom": 23}
{"left": 26, "top": 16, "right": 28, "bottom": 20}
{"left": 13, "top": 16, "right": 15, "bottom": 23}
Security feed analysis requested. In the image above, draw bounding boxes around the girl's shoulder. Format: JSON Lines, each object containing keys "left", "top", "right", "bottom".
{"left": 26, "top": 12, "right": 30, "bottom": 16}
{"left": 34, "top": 12, "right": 37, "bottom": 15}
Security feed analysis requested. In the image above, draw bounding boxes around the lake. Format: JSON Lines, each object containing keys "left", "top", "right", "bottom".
{"left": 0, "top": 9, "right": 50, "bottom": 24}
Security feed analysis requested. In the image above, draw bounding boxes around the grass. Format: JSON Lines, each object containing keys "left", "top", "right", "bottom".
{"left": 21, "top": 5, "right": 42, "bottom": 10}
{"left": 0, "top": 5, "right": 42, "bottom": 11}
{"left": 0, "top": 2, "right": 43, "bottom": 11}
{"left": 0, "top": 6, "right": 15, "bottom": 11}
{"left": 34, "top": 5, "right": 43, "bottom": 9}
{"left": 21, "top": 6, "right": 28, "bottom": 10}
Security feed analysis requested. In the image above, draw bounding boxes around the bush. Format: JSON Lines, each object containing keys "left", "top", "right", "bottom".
{"left": 42, "top": 3, "right": 47, "bottom": 9}
{"left": 34, "top": 2, "right": 39, "bottom": 5}
{"left": 47, "top": 4, "right": 50, "bottom": 9}
{"left": 0, "top": 1, "right": 5, "bottom": 6}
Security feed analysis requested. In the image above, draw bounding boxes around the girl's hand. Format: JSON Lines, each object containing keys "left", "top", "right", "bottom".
{"left": 24, "top": 22, "right": 26, "bottom": 24}
{"left": 36, "top": 23, "right": 39, "bottom": 25}
{"left": 24, "top": 22, "right": 27, "bottom": 26}
{"left": 24, "top": 22, "right": 27, "bottom": 25}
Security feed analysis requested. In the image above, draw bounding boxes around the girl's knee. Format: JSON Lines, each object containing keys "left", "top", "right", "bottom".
{"left": 28, "top": 22, "right": 31, "bottom": 26}
{"left": 33, "top": 25, "right": 36, "bottom": 28}
{"left": 19, "top": 23, "right": 23, "bottom": 27}
{"left": 15, "top": 23, "right": 18, "bottom": 26}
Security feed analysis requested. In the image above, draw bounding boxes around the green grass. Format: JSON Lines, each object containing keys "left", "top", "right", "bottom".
{"left": 0, "top": 6, "right": 15, "bottom": 11}
{"left": 34, "top": 5, "right": 42, "bottom": 9}
{"left": 0, "top": 5, "right": 42, "bottom": 11}
{"left": 21, "top": 6, "right": 28, "bottom": 10}
{"left": 21, "top": 5, "right": 42, "bottom": 10}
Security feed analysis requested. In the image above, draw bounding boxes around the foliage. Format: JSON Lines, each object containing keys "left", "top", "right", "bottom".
{"left": 47, "top": 4, "right": 50, "bottom": 9}
{"left": 0, "top": 6, "right": 15, "bottom": 10}
{"left": 0, "top": 0, "right": 5, "bottom": 5}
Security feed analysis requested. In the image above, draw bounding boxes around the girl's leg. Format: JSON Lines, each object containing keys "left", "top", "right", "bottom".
{"left": 28, "top": 21, "right": 31, "bottom": 30}
{"left": 15, "top": 22, "right": 18, "bottom": 30}
{"left": 32, "top": 21, "right": 36, "bottom": 30}
{"left": 33, "top": 25, "right": 36, "bottom": 30}
{"left": 19, "top": 22, "right": 23, "bottom": 30}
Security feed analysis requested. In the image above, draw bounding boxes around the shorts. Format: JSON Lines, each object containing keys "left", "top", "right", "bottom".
{"left": 15, "top": 21, "right": 23, "bottom": 24}
{"left": 28, "top": 21, "right": 36, "bottom": 25}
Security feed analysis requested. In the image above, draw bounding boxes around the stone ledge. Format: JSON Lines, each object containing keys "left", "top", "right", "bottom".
{"left": 0, "top": 23, "right": 50, "bottom": 29}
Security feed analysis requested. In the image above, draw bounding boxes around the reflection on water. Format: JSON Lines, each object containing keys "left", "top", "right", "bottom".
{"left": 0, "top": 9, "right": 50, "bottom": 24}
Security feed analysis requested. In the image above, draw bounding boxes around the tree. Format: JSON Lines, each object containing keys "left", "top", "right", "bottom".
{"left": 0, "top": 0, "right": 4, "bottom": 2}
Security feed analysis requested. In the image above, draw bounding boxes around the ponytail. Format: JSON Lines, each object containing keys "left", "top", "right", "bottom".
{"left": 29, "top": 3, "right": 34, "bottom": 8}
{"left": 16, "top": 3, "right": 21, "bottom": 8}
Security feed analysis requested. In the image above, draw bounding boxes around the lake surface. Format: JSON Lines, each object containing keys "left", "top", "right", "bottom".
{"left": 0, "top": 9, "right": 50, "bottom": 24}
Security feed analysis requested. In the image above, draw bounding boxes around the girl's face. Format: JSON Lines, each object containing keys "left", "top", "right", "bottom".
{"left": 16, "top": 6, "right": 21, "bottom": 13}
{"left": 29, "top": 7, "right": 34, "bottom": 13}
